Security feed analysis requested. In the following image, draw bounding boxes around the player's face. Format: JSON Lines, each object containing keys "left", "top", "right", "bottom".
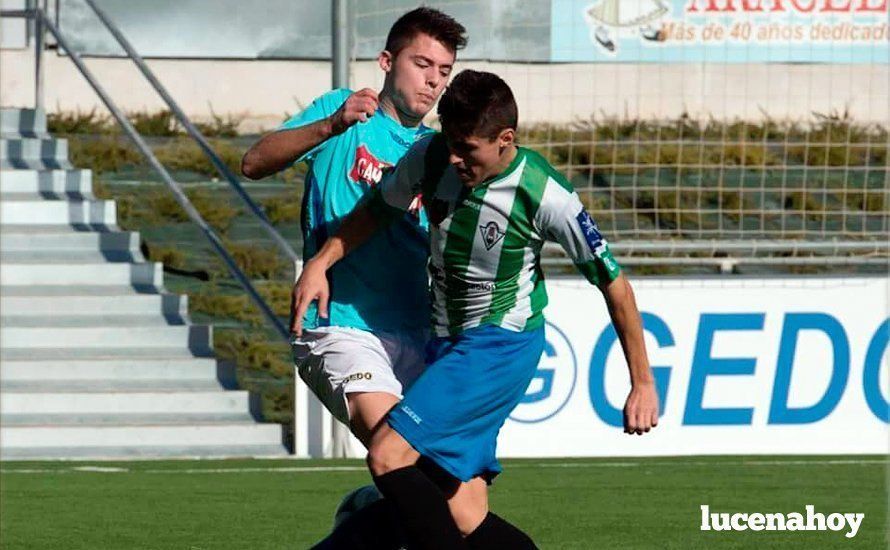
{"left": 380, "top": 33, "right": 455, "bottom": 119}
{"left": 444, "top": 129, "right": 515, "bottom": 187}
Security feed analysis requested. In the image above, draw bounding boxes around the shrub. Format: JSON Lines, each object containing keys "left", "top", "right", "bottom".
{"left": 144, "top": 243, "right": 186, "bottom": 270}
{"left": 190, "top": 291, "right": 261, "bottom": 325}
{"left": 195, "top": 108, "right": 243, "bottom": 138}
{"left": 153, "top": 137, "right": 244, "bottom": 177}
{"left": 260, "top": 190, "right": 302, "bottom": 225}
{"left": 214, "top": 329, "right": 292, "bottom": 378}
{"left": 47, "top": 107, "right": 111, "bottom": 134}
{"left": 129, "top": 109, "right": 181, "bottom": 137}
{"left": 144, "top": 188, "right": 240, "bottom": 232}
{"left": 68, "top": 136, "right": 141, "bottom": 174}
{"left": 220, "top": 241, "right": 286, "bottom": 280}
{"left": 257, "top": 282, "right": 293, "bottom": 317}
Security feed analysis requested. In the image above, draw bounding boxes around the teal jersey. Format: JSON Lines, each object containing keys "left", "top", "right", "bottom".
{"left": 281, "top": 88, "right": 433, "bottom": 331}
{"left": 371, "top": 134, "right": 622, "bottom": 337}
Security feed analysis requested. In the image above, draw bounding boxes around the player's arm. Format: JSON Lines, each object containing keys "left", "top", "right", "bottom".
{"left": 601, "top": 274, "right": 659, "bottom": 435}
{"left": 241, "top": 89, "right": 379, "bottom": 180}
{"left": 537, "top": 185, "right": 658, "bottom": 435}
{"left": 290, "top": 137, "right": 431, "bottom": 334}
{"left": 289, "top": 199, "right": 382, "bottom": 334}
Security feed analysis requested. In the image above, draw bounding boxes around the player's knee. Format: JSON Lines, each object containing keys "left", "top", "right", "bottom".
{"left": 449, "top": 499, "right": 488, "bottom": 536}
{"left": 366, "top": 432, "right": 413, "bottom": 476}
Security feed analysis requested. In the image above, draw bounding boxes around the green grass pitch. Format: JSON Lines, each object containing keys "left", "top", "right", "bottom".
{"left": 1, "top": 455, "right": 885, "bottom": 549}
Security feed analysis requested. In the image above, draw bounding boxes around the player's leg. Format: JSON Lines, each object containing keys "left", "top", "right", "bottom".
{"left": 298, "top": 328, "right": 481, "bottom": 548}
{"left": 436, "top": 470, "right": 535, "bottom": 548}
{"left": 292, "top": 327, "right": 405, "bottom": 436}
{"left": 368, "top": 420, "right": 537, "bottom": 548}
{"left": 294, "top": 328, "right": 412, "bottom": 549}
{"left": 347, "top": 390, "right": 399, "bottom": 446}
{"left": 374, "top": 324, "right": 546, "bottom": 548}
{"left": 444, "top": 475, "right": 487, "bottom": 535}
{"left": 368, "top": 424, "right": 467, "bottom": 549}
{"left": 345, "top": 327, "right": 429, "bottom": 444}
{"left": 316, "top": 473, "right": 534, "bottom": 550}
{"left": 369, "top": 330, "right": 488, "bottom": 536}
{"left": 294, "top": 327, "right": 426, "bottom": 448}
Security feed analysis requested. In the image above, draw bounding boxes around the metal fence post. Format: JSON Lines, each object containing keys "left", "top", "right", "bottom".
{"left": 33, "top": 0, "right": 44, "bottom": 111}
{"left": 332, "top": 0, "right": 349, "bottom": 89}
{"left": 328, "top": 0, "right": 353, "bottom": 458}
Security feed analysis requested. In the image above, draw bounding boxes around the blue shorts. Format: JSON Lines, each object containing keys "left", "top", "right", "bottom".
{"left": 387, "top": 324, "right": 545, "bottom": 482}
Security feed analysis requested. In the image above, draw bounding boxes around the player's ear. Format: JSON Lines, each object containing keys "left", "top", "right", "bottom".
{"left": 378, "top": 50, "right": 394, "bottom": 73}
{"left": 498, "top": 128, "right": 515, "bottom": 149}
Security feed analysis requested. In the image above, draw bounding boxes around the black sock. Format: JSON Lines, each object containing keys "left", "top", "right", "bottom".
{"left": 416, "top": 455, "right": 462, "bottom": 495}
{"left": 310, "top": 498, "right": 405, "bottom": 550}
{"left": 374, "top": 466, "right": 467, "bottom": 550}
{"left": 466, "top": 513, "right": 537, "bottom": 549}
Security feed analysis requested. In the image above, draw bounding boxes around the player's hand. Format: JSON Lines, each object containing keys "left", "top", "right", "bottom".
{"left": 623, "top": 381, "right": 659, "bottom": 435}
{"left": 290, "top": 258, "right": 330, "bottom": 336}
{"left": 329, "top": 88, "right": 378, "bottom": 135}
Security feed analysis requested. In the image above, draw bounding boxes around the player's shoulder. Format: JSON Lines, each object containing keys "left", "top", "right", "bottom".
{"left": 280, "top": 88, "right": 354, "bottom": 130}
{"left": 314, "top": 88, "right": 353, "bottom": 108}
{"left": 518, "top": 147, "right": 574, "bottom": 195}
{"left": 300, "top": 88, "right": 353, "bottom": 117}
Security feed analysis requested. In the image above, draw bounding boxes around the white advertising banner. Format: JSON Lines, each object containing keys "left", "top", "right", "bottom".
{"left": 498, "top": 276, "right": 889, "bottom": 457}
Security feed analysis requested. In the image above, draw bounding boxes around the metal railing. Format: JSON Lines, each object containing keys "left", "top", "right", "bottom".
{"left": 0, "top": 2, "right": 328, "bottom": 456}
{"left": 82, "top": 0, "right": 301, "bottom": 268}
{"left": 543, "top": 237, "right": 890, "bottom": 273}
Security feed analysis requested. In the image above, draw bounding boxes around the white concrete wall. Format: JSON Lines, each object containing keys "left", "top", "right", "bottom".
{"left": 2, "top": 48, "right": 887, "bottom": 132}
{"left": 0, "top": 0, "right": 27, "bottom": 49}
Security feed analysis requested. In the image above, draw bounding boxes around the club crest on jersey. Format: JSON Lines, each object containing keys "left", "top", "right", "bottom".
{"left": 576, "top": 210, "right": 606, "bottom": 254}
{"left": 349, "top": 145, "right": 392, "bottom": 186}
{"left": 479, "top": 220, "right": 506, "bottom": 251}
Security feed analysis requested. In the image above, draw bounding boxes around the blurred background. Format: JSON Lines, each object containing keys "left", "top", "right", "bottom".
{"left": 0, "top": 0, "right": 886, "bottom": 460}
{"left": 0, "top": 3, "right": 887, "bottom": 547}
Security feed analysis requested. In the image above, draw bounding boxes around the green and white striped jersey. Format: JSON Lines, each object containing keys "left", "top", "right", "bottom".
{"left": 370, "top": 134, "right": 621, "bottom": 337}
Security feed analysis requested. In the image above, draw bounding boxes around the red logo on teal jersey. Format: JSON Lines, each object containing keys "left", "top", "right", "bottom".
{"left": 349, "top": 145, "right": 392, "bottom": 186}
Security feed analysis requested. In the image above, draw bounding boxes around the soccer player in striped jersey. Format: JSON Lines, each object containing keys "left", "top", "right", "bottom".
{"left": 293, "top": 70, "right": 659, "bottom": 549}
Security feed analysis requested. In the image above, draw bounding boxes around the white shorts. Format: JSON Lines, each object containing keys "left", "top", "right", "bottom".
{"left": 290, "top": 326, "right": 429, "bottom": 425}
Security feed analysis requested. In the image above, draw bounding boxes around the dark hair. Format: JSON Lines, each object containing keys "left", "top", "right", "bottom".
{"left": 384, "top": 7, "right": 467, "bottom": 57}
{"left": 437, "top": 70, "right": 518, "bottom": 140}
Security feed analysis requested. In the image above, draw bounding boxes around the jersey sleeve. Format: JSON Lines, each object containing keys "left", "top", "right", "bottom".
{"left": 277, "top": 88, "right": 351, "bottom": 162}
{"left": 535, "top": 178, "right": 621, "bottom": 288}
{"left": 367, "top": 135, "right": 432, "bottom": 221}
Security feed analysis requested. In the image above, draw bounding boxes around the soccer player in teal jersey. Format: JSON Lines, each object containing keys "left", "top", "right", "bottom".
{"left": 243, "top": 10, "right": 535, "bottom": 549}
{"left": 293, "top": 70, "right": 660, "bottom": 549}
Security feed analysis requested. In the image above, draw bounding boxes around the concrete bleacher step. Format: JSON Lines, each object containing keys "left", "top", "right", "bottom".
{"left": 0, "top": 378, "right": 227, "bottom": 393}
{"left": 0, "top": 107, "right": 289, "bottom": 460}
{"left": 0, "top": 226, "right": 139, "bottom": 252}
{"left": 0, "top": 324, "right": 212, "bottom": 350}
{"left": 0, "top": 260, "right": 161, "bottom": 287}
{"left": 0, "top": 138, "right": 73, "bottom": 170}
{"left": 0, "top": 137, "right": 74, "bottom": 170}
{"left": 0, "top": 108, "right": 48, "bottom": 138}
{"left": 1, "top": 389, "right": 251, "bottom": 415}
{"left": 0, "top": 424, "right": 287, "bottom": 458}
{"left": 0, "top": 443, "right": 289, "bottom": 460}
{"left": 1, "top": 314, "right": 187, "bottom": 328}
{"left": 0, "top": 412, "right": 256, "bottom": 426}
{"left": 0, "top": 168, "right": 92, "bottom": 196}
{"left": 0, "top": 346, "right": 213, "bottom": 361}
{"left": 0, "top": 197, "right": 116, "bottom": 226}
{"left": 0, "top": 356, "right": 225, "bottom": 383}
{"left": 1, "top": 249, "right": 143, "bottom": 263}
{"left": 1, "top": 291, "right": 186, "bottom": 317}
